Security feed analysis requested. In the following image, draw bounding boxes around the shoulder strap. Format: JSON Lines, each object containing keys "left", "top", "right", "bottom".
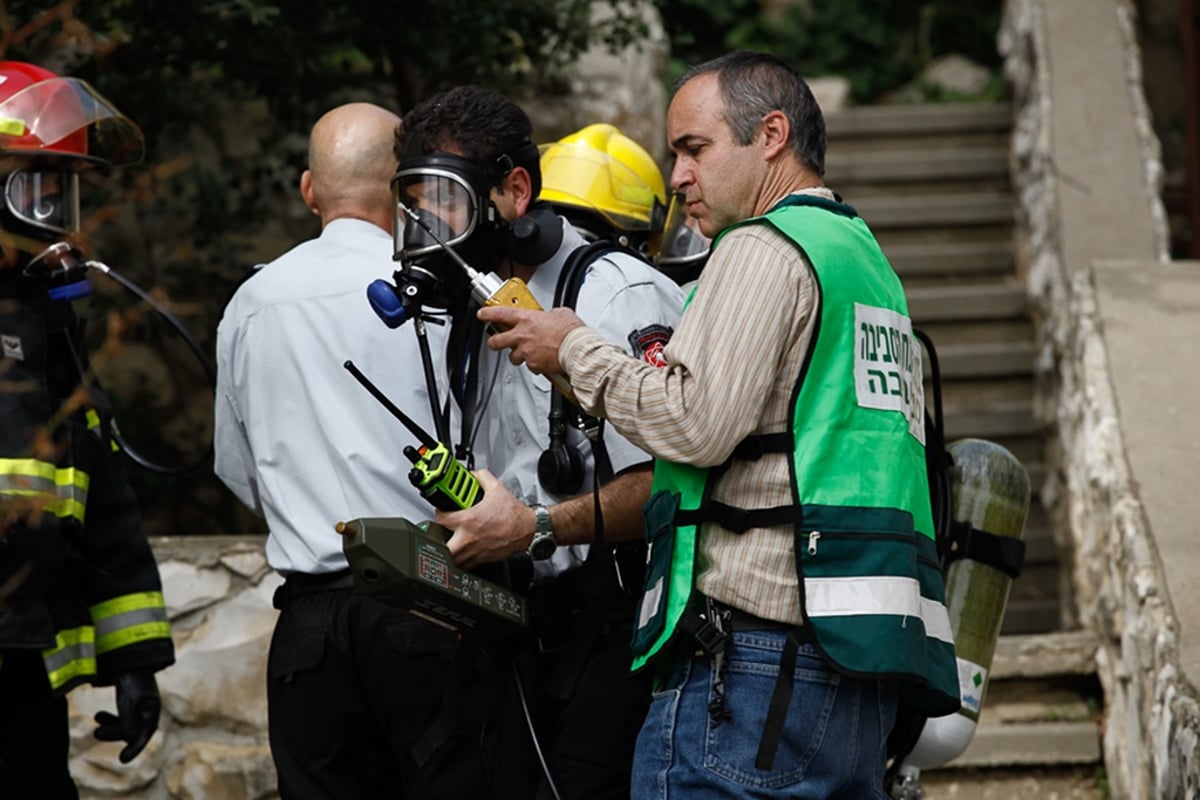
{"left": 550, "top": 239, "right": 638, "bottom": 486}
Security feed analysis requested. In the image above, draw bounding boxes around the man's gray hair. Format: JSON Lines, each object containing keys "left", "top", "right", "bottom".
{"left": 675, "top": 51, "right": 826, "bottom": 177}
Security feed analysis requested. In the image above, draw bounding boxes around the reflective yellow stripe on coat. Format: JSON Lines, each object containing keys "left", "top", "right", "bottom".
{"left": 42, "top": 626, "right": 97, "bottom": 690}
{"left": 91, "top": 592, "right": 172, "bottom": 653}
{"left": 0, "top": 458, "right": 89, "bottom": 523}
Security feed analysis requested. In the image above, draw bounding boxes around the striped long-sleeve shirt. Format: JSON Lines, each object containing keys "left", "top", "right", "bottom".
{"left": 559, "top": 188, "right": 837, "bottom": 624}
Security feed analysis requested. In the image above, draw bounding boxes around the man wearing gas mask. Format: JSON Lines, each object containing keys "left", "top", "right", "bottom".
{"left": 389, "top": 86, "right": 684, "bottom": 800}
{"left": 0, "top": 61, "right": 175, "bottom": 797}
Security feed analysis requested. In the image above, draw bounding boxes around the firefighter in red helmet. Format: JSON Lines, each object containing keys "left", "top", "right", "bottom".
{"left": 0, "top": 60, "right": 174, "bottom": 798}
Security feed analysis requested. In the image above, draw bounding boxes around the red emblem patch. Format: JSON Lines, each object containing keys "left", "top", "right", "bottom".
{"left": 628, "top": 325, "right": 673, "bottom": 368}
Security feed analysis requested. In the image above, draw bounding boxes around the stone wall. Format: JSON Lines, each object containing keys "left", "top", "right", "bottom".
{"left": 68, "top": 536, "right": 279, "bottom": 800}
{"left": 1000, "top": 0, "right": 1200, "bottom": 797}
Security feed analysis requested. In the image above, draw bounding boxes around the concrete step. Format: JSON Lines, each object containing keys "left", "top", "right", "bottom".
{"left": 826, "top": 102, "right": 1014, "bottom": 139}
{"left": 884, "top": 239, "right": 1015, "bottom": 279}
{"left": 935, "top": 341, "right": 1036, "bottom": 379}
{"left": 908, "top": 282, "right": 1028, "bottom": 322}
{"left": 938, "top": 632, "right": 1103, "bottom": 770}
{"left": 952, "top": 721, "right": 1101, "bottom": 768}
{"left": 990, "top": 631, "right": 1099, "bottom": 679}
{"left": 917, "top": 765, "right": 1106, "bottom": 799}
{"left": 826, "top": 146, "right": 1009, "bottom": 183}
{"left": 855, "top": 192, "right": 1015, "bottom": 229}
{"left": 943, "top": 402, "right": 1039, "bottom": 440}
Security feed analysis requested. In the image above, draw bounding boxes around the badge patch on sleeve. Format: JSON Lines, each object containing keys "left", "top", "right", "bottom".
{"left": 628, "top": 325, "right": 673, "bottom": 367}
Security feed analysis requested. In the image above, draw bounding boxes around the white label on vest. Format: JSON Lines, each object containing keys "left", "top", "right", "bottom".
{"left": 956, "top": 656, "right": 988, "bottom": 720}
{"left": 637, "top": 575, "right": 664, "bottom": 631}
{"left": 853, "top": 303, "right": 925, "bottom": 444}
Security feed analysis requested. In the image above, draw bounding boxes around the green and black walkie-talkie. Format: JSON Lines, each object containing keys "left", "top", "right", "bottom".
{"left": 343, "top": 360, "right": 482, "bottom": 511}
{"left": 404, "top": 441, "right": 483, "bottom": 510}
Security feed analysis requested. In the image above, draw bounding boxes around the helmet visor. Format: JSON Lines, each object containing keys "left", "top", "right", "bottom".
{"left": 392, "top": 167, "right": 481, "bottom": 262}
{"left": 657, "top": 191, "right": 710, "bottom": 266}
{"left": 0, "top": 77, "right": 144, "bottom": 166}
{"left": 5, "top": 169, "right": 80, "bottom": 236}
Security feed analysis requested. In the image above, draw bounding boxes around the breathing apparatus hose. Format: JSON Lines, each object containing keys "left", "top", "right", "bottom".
{"left": 83, "top": 258, "right": 217, "bottom": 477}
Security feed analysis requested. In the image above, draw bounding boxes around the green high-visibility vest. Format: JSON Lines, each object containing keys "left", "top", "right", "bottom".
{"left": 632, "top": 195, "right": 959, "bottom": 715}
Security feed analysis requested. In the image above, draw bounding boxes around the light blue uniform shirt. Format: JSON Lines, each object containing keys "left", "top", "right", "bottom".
{"left": 214, "top": 218, "right": 442, "bottom": 575}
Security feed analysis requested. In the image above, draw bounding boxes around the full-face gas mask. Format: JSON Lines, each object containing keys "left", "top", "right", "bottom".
{"left": 391, "top": 142, "right": 539, "bottom": 311}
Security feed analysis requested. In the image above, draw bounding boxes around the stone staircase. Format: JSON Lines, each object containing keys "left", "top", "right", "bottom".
{"left": 824, "top": 103, "right": 1103, "bottom": 793}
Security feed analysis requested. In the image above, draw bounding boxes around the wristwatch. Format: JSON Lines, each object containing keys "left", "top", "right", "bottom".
{"left": 527, "top": 503, "right": 557, "bottom": 561}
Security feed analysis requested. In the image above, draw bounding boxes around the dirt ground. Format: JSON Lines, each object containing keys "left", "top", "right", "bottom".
{"left": 914, "top": 766, "right": 1108, "bottom": 799}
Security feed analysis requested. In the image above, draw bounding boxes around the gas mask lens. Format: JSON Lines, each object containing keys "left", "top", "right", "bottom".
{"left": 392, "top": 168, "right": 480, "bottom": 263}
{"left": 5, "top": 170, "right": 79, "bottom": 236}
{"left": 657, "top": 191, "right": 710, "bottom": 266}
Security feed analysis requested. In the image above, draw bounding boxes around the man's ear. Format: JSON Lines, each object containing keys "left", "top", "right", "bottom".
{"left": 759, "top": 110, "right": 791, "bottom": 160}
{"left": 501, "top": 165, "right": 535, "bottom": 217}
{"left": 299, "top": 169, "right": 319, "bottom": 217}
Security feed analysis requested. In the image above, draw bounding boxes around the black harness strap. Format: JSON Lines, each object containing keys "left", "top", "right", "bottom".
{"left": 552, "top": 239, "right": 622, "bottom": 497}
{"left": 730, "top": 432, "right": 792, "bottom": 460}
{"left": 671, "top": 431, "right": 797, "bottom": 532}
{"left": 675, "top": 502, "right": 803, "bottom": 533}
{"left": 944, "top": 519, "right": 1026, "bottom": 579}
{"left": 755, "top": 629, "right": 803, "bottom": 771}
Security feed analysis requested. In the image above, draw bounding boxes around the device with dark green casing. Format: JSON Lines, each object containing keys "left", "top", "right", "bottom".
{"left": 338, "top": 516, "right": 528, "bottom": 636}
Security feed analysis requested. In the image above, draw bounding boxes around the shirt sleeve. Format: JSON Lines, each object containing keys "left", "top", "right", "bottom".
{"left": 572, "top": 255, "right": 685, "bottom": 474}
{"left": 561, "top": 224, "right": 815, "bottom": 467}
{"left": 212, "top": 314, "right": 263, "bottom": 515}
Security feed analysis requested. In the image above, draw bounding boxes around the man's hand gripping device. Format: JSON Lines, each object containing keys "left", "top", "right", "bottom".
{"left": 340, "top": 360, "right": 528, "bottom": 636}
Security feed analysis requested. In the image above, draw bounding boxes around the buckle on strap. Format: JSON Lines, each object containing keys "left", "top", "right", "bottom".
{"left": 945, "top": 519, "right": 1027, "bottom": 578}
{"left": 680, "top": 596, "right": 729, "bottom": 655}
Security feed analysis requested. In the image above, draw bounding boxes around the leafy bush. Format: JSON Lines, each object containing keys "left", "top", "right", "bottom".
{"left": 655, "top": 0, "right": 1004, "bottom": 102}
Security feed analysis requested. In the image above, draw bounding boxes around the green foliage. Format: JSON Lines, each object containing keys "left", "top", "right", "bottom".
{"left": 0, "top": 0, "right": 648, "bottom": 534}
{"left": 655, "top": 0, "right": 1004, "bottom": 103}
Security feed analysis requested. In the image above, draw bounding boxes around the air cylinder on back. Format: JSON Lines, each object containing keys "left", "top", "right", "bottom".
{"left": 902, "top": 437, "right": 1030, "bottom": 770}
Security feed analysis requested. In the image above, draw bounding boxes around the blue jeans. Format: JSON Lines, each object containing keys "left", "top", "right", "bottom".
{"left": 631, "top": 629, "right": 898, "bottom": 800}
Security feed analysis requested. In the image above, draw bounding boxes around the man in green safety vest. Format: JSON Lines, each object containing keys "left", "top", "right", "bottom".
{"left": 479, "top": 50, "right": 961, "bottom": 799}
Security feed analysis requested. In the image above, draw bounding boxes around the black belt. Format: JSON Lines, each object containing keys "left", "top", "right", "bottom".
{"left": 710, "top": 599, "right": 813, "bottom": 640}
{"left": 274, "top": 568, "right": 356, "bottom": 610}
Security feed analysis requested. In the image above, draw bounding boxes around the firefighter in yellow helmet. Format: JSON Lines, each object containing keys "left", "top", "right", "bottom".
{"left": 538, "top": 123, "right": 667, "bottom": 259}
{"left": 0, "top": 61, "right": 174, "bottom": 797}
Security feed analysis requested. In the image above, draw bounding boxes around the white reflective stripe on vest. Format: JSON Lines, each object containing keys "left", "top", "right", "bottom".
{"left": 804, "top": 575, "right": 954, "bottom": 644}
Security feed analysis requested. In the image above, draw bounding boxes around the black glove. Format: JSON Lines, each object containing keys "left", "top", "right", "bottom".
{"left": 93, "top": 670, "right": 162, "bottom": 763}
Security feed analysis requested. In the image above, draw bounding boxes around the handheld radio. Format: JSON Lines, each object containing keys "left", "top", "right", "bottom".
{"left": 343, "top": 360, "right": 482, "bottom": 510}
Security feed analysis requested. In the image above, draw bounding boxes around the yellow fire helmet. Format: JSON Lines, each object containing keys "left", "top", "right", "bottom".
{"left": 538, "top": 123, "right": 666, "bottom": 256}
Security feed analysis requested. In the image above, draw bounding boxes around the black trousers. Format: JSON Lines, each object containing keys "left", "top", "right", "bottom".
{"left": 0, "top": 650, "right": 78, "bottom": 800}
{"left": 268, "top": 573, "right": 536, "bottom": 800}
